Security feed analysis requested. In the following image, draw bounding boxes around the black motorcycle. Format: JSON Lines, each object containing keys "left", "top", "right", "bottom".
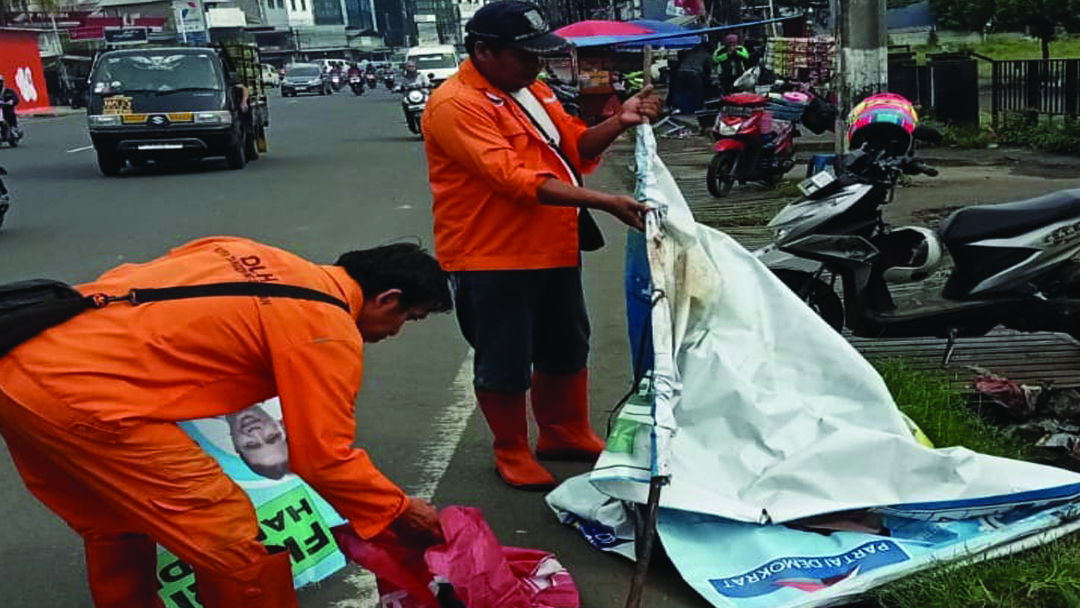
{"left": 0, "top": 100, "right": 22, "bottom": 148}
{"left": 383, "top": 74, "right": 395, "bottom": 90}
{"left": 758, "top": 131, "right": 1080, "bottom": 363}
{"left": 398, "top": 83, "right": 429, "bottom": 136}
{"left": 349, "top": 74, "right": 364, "bottom": 96}
{"left": 365, "top": 72, "right": 378, "bottom": 91}
{"left": 0, "top": 166, "right": 10, "bottom": 230}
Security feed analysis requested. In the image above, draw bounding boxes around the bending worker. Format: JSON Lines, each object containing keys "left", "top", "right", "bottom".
{"left": 423, "top": 0, "right": 662, "bottom": 490}
{"left": 0, "top": 236, "right": 452, "bottom": 607}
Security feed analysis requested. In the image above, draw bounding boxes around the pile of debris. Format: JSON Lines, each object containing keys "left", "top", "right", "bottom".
{"left": 971, "top": 366, "right": 1080, "bottom": 470}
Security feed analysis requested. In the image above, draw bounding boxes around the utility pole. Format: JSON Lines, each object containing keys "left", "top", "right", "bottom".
{"left": 837, "top": 0, "right": 886, "bottom": 149}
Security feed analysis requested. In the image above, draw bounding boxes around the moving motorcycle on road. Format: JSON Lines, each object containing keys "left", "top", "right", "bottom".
{"left": 758, "top": 94, "right": 1080, "bottom": 362}
{"left": 0, "top": 99, "right": 22, "bottom": 148}
{"left": 365, "top": 71, "right": 378, "bottom": 91}
{"left": 349, "top": 73, "right": 364, "bottom": 96}
{"left": 329, "top": 71, "right": 343, "bottom": 92}
{"left": 396, "top": 82, "right": 429, "bottom": 136}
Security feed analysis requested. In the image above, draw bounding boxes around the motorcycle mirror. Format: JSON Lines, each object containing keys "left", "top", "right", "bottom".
{"left": 912, "top": 124, "right": 943, "bottom": 144}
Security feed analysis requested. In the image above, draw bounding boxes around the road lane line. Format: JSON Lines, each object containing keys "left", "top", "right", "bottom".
{"left": 66, "top": 145, "right": 94, "bottom": 153}
{"left": 328, "top": 352, "right": 475, "bottom": 608}
{"left": 407, "top": 350, "right": 475, "bottom": 500}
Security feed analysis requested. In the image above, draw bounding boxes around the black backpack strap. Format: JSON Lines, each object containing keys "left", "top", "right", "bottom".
{"left": 124, "top": 282, "right": 350, "bottom": 312}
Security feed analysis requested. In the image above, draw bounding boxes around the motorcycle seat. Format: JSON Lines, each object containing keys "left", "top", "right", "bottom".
{"left": 939, "top": 189, "right": 1080, "bottom": 243}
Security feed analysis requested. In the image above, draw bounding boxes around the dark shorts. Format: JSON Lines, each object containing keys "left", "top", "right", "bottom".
{"left": 452, "top": 268, "right": 590, "bottom": 392}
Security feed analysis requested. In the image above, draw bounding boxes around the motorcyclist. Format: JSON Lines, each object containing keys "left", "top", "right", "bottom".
{"left": 0, "top": 75, "right": 20, "bottom": 136}
{"left": 348, "top": 63, "right": 363, "bottom": 79}
{"left": 399, "top": 61, "right": 430, "bottom": 89}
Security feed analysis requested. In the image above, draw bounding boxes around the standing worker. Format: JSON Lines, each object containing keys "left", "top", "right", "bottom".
{"left": 0, "top": 237, "right": 452, "bottom": 607}
{"left": 713, "top": 33, "right": 751, "bottom": 93}
{"left": 423, "top": 0, "right": 662, "bottom": 490}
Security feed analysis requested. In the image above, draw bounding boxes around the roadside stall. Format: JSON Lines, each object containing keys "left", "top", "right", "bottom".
{"left": 550, "top": 17, "right": 795, "bottom": 126}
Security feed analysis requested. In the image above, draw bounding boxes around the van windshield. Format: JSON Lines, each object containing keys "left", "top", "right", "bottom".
{"left": 91, "top": 53, "right": 222, "bottom": 94}
{"left": 412, "top": 53, "right": 457, "bottom": 69}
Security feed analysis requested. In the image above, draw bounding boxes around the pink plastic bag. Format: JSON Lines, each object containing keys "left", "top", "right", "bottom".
{"left": 332, "top": 506, "right": 580, "bottom": 608}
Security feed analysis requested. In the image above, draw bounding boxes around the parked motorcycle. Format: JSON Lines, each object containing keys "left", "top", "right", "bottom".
{"left": 0, "top": 166, "right": 10, "bottom": 230}
{"left": 706, "top": 93, "right": 799, "bottom": 198}
{"left": 758, "top": 131, "right": 1080, "bottom": 363}
{"left": 397, "top": 83, "right": 429, "bottom": 136}
{"left": 0, "top": 101, "right": 22, "bottom": 148}
{"left": 549, "top": 82, "right": 581, "bottom": 118}
{"left": 349, "top": 74, "right": 364, "bottom": 96}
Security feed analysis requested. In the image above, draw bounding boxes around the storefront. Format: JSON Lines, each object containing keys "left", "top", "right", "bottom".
{"left": 0, "top": 29, "right": 52, "bottom": 113}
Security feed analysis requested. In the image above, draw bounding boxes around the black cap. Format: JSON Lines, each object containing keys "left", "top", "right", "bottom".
{"left": 466, "top": 1, "right": 569, "bottom": 56}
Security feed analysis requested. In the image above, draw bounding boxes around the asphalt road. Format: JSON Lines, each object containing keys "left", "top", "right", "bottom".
{"left": 0, "top": 88, "right": 708, "bottom": 608}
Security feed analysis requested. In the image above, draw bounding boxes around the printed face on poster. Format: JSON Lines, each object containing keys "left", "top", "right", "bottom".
{"left": 155, "top": 397, "right": 347, "bottom": 608}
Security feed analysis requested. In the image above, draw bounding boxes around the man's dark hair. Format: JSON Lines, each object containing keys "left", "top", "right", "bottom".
{"left": 465, "top": 33, "right": 507, "bottom": 61}
{"left": 335, "top": 243, "right": 452, "bottom": 312}
{"left": 238, "top": 453, "right": 290, "bottom": 480}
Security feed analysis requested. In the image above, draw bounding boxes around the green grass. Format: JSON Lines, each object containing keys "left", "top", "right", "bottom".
{"left": 911, "top": 33, "right": 1080, "bottom": 79}
{"left": 873, "top": 358, "right": 1031, "bottom": 459}
{"left": 874, "top": 535, "right": 1080, "bottom": 608}
{"left": 913, "top": 33, "right": 1080, "bottom": 62}
{"left": 864, "top": 359, "right": 1080, "bottom": 608}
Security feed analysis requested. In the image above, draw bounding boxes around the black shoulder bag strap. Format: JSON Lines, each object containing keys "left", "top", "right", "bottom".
{"left": 111, "top": 282, "right": 350, "bottom": 312}
{"left": 505, "top": 90, "right": 606, "bottom": 252}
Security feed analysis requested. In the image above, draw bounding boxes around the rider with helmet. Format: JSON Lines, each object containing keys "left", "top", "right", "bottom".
{"left": 400, "top": 61, "right": 430, "bottom": 89}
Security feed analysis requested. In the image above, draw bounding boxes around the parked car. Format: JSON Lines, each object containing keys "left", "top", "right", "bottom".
{"left": 281, "top": 63, "right": 331, "bottom": 96}
{"left": 261, "top": 63, "right": 280, "bottom": 87}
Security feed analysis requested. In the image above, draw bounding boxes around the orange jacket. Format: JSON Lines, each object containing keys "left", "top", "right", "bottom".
{"left": 0, "top": 236, "right": 408, "bottom": 539}
{"left": 423, "top": 59, "right": 600, "bottom": 271}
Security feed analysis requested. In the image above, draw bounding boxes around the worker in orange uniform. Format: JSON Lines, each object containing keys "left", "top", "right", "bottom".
{"left": 423, "top": 1, "right": 662, "bottom": 490}
{"left": 0, "top": 237, "right": 453, "bottom": 607}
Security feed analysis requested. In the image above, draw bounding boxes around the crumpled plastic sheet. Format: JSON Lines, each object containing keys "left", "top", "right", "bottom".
{"left": 332, "top": 506, "right": 580, "bottom": 608}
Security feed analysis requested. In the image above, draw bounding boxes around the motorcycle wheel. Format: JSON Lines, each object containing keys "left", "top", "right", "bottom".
{"left": 0, "top": 202, "right": 8, "bottom": 230}
{"left": 707, "top": 151, "right": 739, "bottom": 198}
{"left": 407, "top": 113, "right": 421, "bottom": 135}
{"left": 772, "top": 269, "right": 845, "bottom": 332}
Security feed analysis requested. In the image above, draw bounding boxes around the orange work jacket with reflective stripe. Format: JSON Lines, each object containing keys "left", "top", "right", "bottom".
{"left": 0, "top": 236, "right": 407, "bottom": 540}
{"left": 423, "top": 59, "right": 601, "bottom": 271}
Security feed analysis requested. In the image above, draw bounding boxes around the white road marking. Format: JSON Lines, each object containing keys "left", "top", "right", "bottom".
{"left": 66, "top": 145, "right": 94, "bottom": 153}
{"left": 407, "top": 351, "right": 475, "bottom": 500}
{"left": 326, "top": 353, "right": 475, "bottom": 607}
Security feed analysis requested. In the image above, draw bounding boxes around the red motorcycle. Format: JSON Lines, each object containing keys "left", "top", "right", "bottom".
{"left": 706, "top": 93, "right": 800, "bottom": 198}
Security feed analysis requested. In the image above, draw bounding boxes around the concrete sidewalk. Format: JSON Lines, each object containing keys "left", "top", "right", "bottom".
{"left": 18, "top": 106, "right": 84, "bottom": 120}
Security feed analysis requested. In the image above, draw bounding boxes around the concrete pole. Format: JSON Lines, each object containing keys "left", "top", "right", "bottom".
{"left": 837, "top": 0, "right": 886, "bottom": 149}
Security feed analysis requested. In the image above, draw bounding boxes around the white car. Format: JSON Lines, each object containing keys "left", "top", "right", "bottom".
{"left": 261, "top": 63, "right": 280, "bottom": 87}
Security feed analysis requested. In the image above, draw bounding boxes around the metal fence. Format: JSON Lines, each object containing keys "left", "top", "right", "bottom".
{"left": 992, "top": 58, "right": 1080, "bottom": 123}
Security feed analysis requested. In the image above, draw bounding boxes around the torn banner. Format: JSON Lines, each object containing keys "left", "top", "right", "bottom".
{"left": 547, "top": 124, "right": 1080, "bottom": 608}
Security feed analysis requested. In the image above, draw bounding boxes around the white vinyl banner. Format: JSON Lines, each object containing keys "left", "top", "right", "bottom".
{"left": 547, "top": 124, "right": 1080, "bottom": 608}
